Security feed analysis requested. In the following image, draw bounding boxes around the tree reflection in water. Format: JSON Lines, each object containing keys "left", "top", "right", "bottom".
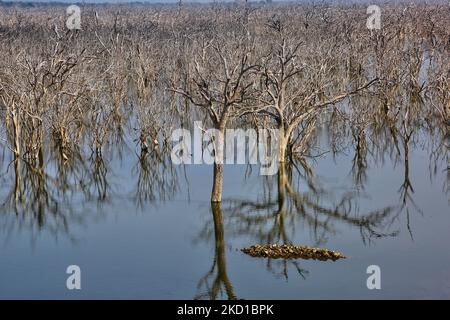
{"left": 132, "top": 146, "right": 179, "bottom": 209}
{"left": 0, "top": 142, "right": 179, "bottom": 241}
{"left": 195, "top": 202, "right": 236, "bottom": 300}
{"left": 0, "top": 96, "right": 448, "bottom": 297}
{"left": 208, "top": 162, "right": 396, "bottom": 282}
{"left": 195, "top": 109, "right": 449, "bottom": 288}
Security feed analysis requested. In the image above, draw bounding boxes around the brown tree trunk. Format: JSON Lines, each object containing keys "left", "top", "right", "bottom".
{"left": 277, "top": 161, "right": 286, "bottom": 212}
{"left": 278, "top": 130, "right": 287, "bottom": 163}
{"left": 211, "top": 162, "right": 224, "bottom": 202}
{"left": 13, "top": 152, "right": 22, "bottom": 213}
{"left": 11, "top": 107, "right": 20, "bottom": 159}
{"left": 211, "top": 126, "right": 225, "bottom": 202}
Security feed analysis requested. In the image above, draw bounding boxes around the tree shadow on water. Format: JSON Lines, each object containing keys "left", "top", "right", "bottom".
{"left": 196, "top": 159, "right": 399, "bottom": 288}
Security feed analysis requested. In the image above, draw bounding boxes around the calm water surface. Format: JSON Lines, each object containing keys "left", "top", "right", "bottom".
{"left": 0, "top": 129, "right": 449, "bottom": 299}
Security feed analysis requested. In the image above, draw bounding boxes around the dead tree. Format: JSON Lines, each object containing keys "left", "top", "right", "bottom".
{"left": 256, "top": 18, "right": 379, "bottom": 165}
{"left": 173, "top": 35, "right": 259, "bottom": 202}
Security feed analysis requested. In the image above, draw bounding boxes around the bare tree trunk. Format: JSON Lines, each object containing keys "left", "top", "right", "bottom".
{"left": 278, "top": 129, "right": 288, "bottom": 163}
{"left": 11, "top": 107, "right": 20, "bottom": 159}
{"left": 13, "top": 151, "right": 22, "bottom": 214}
{"left": 277, "top": 161, "right": 287, "bottom": 212}
{"left": 211, "top": 126, "right": 225, "bottom": 202}
{"left": 211, "top": 162, "right": 224, "bottom": 202}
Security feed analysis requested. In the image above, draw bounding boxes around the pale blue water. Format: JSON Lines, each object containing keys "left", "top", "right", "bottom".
{"left": 0, "top": 129, "right": 449, "bottom": 299}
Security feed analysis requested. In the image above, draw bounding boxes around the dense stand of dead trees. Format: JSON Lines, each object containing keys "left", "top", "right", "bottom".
{"left": 0, "top": 3, "right": 449, "bottom": 211}
{"left": 0, "top": 4, "right": 448, "bottom": 295}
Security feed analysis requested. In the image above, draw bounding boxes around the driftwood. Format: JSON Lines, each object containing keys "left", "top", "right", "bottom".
{"left": 241, "top": 244, "right": 345, "bottom": 261}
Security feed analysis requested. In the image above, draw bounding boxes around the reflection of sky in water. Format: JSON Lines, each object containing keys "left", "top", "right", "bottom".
{"left": 0, "top": 129, "right": 449, "bottom": 299}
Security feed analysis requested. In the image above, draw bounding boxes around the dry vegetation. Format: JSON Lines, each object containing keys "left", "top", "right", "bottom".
{"left": 1, "top": 3, "right": 449, "bottom": 298}
{"left": 0, "top": 2, "right": 449, "bottom": 210}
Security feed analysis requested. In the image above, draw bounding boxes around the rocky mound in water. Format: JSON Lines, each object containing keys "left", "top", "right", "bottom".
{"left": 241, "top": 244, "right": 345, "bottom": 261}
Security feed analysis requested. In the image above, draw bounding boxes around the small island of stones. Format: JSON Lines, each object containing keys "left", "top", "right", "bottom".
{"left": 241, "top": 245, "right": 346, "bottom": 261}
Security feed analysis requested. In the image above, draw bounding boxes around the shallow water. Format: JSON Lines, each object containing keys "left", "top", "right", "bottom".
{"left": 0, "top": 128, "right": 449, "bottom": 299}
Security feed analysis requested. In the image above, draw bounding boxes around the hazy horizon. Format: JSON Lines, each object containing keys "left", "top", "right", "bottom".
{"left": 0, "top": 0, "right": 443, "bottom": 5}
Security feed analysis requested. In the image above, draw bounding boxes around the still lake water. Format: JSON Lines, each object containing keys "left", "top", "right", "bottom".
{"left": 0, "top": 128, "right": 449, "bottom": 299}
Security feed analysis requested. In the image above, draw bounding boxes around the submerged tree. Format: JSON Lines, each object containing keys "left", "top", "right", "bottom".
{"left": 256, "top": 16, "right": 379, "bottom": 165}
{"left": 173, "top": 34, "right": 260, "bottom": 202}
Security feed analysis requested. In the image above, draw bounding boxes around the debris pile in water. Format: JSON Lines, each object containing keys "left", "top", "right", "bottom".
{"left": 241, "top": 244, "right": 345, "bottom": 261}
